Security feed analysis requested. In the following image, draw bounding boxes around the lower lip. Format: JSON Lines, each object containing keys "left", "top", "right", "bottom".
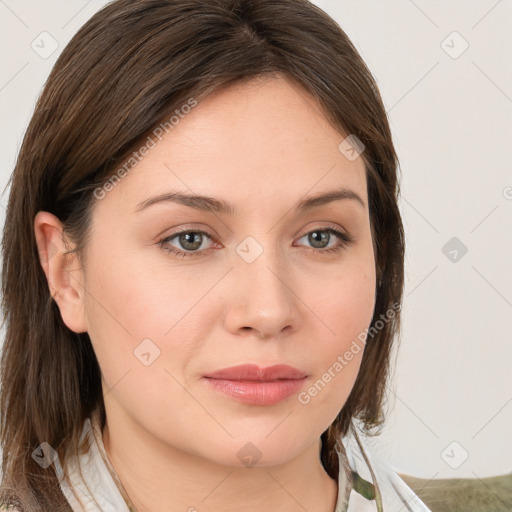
{"left": 203, "top": 377, "right": 307, "bottom": 406}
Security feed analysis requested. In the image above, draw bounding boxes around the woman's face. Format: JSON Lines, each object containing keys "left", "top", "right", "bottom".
{"left": 71, "top": 75, "right": 376, "bottom": 466}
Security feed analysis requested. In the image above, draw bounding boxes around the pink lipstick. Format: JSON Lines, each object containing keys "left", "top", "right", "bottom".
{"left": 202, "top": 364, "right": 308, "bottom": 406}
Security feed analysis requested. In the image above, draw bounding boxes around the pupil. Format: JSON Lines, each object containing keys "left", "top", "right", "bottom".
{"left": 310, "top": 230, "right": 328, "bottom": 249}
{"left": 180, "top": 232, "right": 202, "bottom": 250}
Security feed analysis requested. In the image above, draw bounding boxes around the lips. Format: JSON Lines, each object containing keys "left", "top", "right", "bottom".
{"left": 202, "top": 364, "right": 308, "bottom": 406}
{"left": 203, "top": 364, "right": 307, "bottom": 381}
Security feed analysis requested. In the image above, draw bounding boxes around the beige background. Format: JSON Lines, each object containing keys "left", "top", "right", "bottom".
{"left": 0, "top": 0, "right": 510, "bottom": 481}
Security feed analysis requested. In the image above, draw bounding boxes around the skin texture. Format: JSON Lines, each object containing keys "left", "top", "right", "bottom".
{"left": 34, "top": 75, "right": 377, "bottom": 512}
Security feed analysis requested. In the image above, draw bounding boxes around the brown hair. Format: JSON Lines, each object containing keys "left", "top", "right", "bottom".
{"left": 0, "top": 0, "right": 404, "bottom": 509}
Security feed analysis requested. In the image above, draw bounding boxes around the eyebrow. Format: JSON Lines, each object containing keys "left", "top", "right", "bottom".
{"left": 134, "top": 187, "right": 366, "bottom": 215}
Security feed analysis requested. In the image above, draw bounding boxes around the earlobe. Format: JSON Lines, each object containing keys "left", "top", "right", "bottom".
{"left": 33, "top": 211, "right": 88, "bottom": 334}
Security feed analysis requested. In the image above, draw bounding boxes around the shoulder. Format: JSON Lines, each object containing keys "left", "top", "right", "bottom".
{"left": 341, "top": 429, "right": 432, "bottom": 511}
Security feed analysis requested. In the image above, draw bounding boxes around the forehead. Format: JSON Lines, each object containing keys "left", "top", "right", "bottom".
{"left": 96, "top": 76, "right": 368, "bottom": 216}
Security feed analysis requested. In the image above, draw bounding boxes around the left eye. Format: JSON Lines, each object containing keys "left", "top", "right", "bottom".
{"left": 295, "top": 228, "right": 352, "bottom": 252}
{"left": 159, "top": 227, "right": 354, "bottom": 258}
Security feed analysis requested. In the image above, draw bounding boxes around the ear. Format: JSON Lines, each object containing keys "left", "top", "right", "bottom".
{"left": 34, "top": 211, "right": 88, "bottom": 333}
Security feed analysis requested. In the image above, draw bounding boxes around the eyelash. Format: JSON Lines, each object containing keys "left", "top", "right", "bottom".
{"left": 158, "top": 225, "right": 354, "bottom": 259}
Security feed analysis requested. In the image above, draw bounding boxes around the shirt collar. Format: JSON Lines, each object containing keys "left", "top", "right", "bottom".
{"left": 54, "top": 411, "right": 427, "bottom": 512}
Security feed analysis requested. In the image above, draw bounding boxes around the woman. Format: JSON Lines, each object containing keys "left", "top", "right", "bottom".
{"left": 0, "top": 0, "right": 431, "bottom": 510}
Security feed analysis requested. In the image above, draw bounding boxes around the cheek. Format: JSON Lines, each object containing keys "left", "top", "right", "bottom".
{"left": 310, "top": 254, "right": 376, "bottom": 348}
{"left": 298, "top": 258, "right": 375, "bottom": 409}
{"left": 81, "top": 246, "right": 163, "bottom": 378}
{"left": 81, "top": 246, "right": 217, "bottom": 389}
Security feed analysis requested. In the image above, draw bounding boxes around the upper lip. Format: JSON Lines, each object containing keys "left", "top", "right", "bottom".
{"left": 203, "top": 364, "right": 307, "bottom": 381}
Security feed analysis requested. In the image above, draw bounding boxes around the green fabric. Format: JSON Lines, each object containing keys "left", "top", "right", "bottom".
{"left": 351, "top": 470, "right": 377, "bottom": 500}
{"left": 399, "top": 473, "right": 512, "bottom": 512}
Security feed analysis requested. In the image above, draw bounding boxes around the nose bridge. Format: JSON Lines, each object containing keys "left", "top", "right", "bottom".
{"left": 237, "top": 234, "right": 291, "bottom": 305}
{"left": 224, "top": 233, "right": 298, "bottom": 337}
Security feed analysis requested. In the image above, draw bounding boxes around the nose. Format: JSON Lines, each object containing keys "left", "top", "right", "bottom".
{"left": 222, "top": 242, "right": 301, "bottom": 340}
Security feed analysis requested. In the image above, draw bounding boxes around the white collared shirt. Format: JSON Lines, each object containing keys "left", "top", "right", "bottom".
{"left": 52, "top": 413, "right": 432, "bottom": 512}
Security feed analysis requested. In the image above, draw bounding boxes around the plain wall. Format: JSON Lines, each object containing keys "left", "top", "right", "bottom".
{"left": 0, "top": 0, "right": 511, "bottom": 481}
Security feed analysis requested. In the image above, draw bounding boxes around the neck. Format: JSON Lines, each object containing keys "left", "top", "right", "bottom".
{"left": 102, "top": 409, "right": 339, "bottom": 512}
